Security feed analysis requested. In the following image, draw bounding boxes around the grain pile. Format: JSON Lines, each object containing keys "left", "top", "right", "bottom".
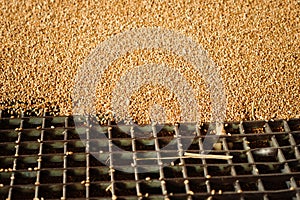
{"left": 0, "top": 0, "right": 299, "bottom": 122}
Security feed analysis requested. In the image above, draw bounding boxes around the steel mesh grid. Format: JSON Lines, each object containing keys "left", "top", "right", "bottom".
{"left": 0, "top": 110, "right": 300, "bottom": 199}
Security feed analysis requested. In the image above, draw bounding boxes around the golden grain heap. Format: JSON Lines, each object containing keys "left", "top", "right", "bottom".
{"left": 0, "top": 0, "right": 299, "bottom": 122}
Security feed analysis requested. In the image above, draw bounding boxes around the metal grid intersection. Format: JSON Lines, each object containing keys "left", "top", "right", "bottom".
{"left": 0, "top": 111, "right": 300, "bottom": 200}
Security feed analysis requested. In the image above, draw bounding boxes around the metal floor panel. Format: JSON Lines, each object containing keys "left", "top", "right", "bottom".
{"left": 1, "top": 110, "right": 300, "bottom": 200}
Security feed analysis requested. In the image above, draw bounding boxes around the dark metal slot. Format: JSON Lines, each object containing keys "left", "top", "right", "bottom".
{"left": 165, "top": 179, "right": 186, "bottom": 194}
{"left": 39, "top": 184, "right": 63, "bottom": 199}
{"left": 66, "top": 183, "right": 85, "bottom": 198}
{"left": 288, "top": 119, "right": 300, "bottom": 132}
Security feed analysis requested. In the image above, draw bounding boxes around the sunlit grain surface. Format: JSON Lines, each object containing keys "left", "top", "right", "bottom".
{"left": 0, "top": 0, "right": 299, "bottom": 121}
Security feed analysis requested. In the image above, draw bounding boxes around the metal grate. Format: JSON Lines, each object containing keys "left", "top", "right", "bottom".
{"left": 1, "top": 110, "right": 300, "bottom": 200}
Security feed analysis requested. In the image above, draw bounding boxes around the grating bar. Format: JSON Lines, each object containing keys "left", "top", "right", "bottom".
{"left": 107, "top": 120, "right": 117, "bottom": 200}
{"left": 196, "top": 134, "right": 211, "bottom": 195}
{"left": 85, "top": 116, "right": 91, "bottom": 199}
{"left": 130, "top": 126, "right": 142, "bottom": 198}
{"left": 239, "top": 122, "right": 268, "bottom": 200}
{"left": 268, "top": 121, "right": 300, "bottom": 200}
{"left": 284, "top": 120, "right": 300, "bottom": 160}
{"left": 7, "top": 112, "right": 24, "bottom": 200}
{"left": 281, "top": 121, "right": 300, "bottom": 199}
{"left": 152, "top": 123, "right": 168, "bottom": 197}
{"left": 62, "top": 117, "right": 68, "bottom": 200}
{"left": 221, "top": 137, "right": 244, "bottom": 199}
{"left": 33, "top": 112, "right": 46, "bottom": 199}
{"left": 174, "top": 124, "right": 192, "bottom": 199}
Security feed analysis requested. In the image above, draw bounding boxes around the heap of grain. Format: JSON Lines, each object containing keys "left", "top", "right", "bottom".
{"left": 0, "top": 0, "right": 299, "bottom": 122}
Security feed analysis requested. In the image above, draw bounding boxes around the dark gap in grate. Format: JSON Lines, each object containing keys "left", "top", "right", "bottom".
{"left": 0, "top": 172, "right": 12, "bottom": 185}
{"left": 243, "top": 121, "right": 266, "bottom": 134}
{"left": 0, "top": 143, "right": 15, "bottom": 156}
{"left": 292, "top": 133, "right": 300, "bottom": 145}
{"left": 157, "top": 125, "right": 175, "bottom": 149}
{"left": 13, "top": 171, "right": 36, "bottom": 184}
{"left": 233, "top": 164, "right": 253, "bottom": 175}
{"left": 227, "top": 140, "right": 244, "bottom": 150}
{"left": 268, "top": 191, "right": 297, "bottom": 200}
{"left": 288, "top": 161, "right": 300, "bottom": 172}
{"left": 67, "top": 168, "right": 86, "bottom": 182}
{"left": 66, "top": 183, "right": 85, "bottom": 198}
{"left": 0, "top": 118, "right": 21, "bottom": 130}
{"left": 0, "top": 157, "right": 14, "bottom": 168}
{"left": 0, "top": 130, "right": 18, "bottom": 142}
{"left": 67, "top": 153, "right": 86, "bottom": 167}
{"left": 90, "top": 154, "right": 107, "bottom": 167}
{"left": 43, "top": 141, "right": 64, "bottom": 154}
{"left": 163, "top": 166, "right": 183, "bottom": 178}
{"left": 48, "top": 116, "right": 67, "bottom": 128}
{"left": 112, "top": 139, "right": 133, "bottom": 151}
{"left": 252, "top": 151, "right": 278, "bottom": 162}
{"left": 224, "top": 122, "right": 240, "bottom": 135}
{"left": 43, "top": 129, "right": 65, "bottom": 141}
{"left": 137, "top": 169, "right": 160, "bottom": 180}
{"left": 209, "top": 179, "right": 235, "bottom": 192}
{"left": 21, "top": 130, "right": 41, "bottom": 141}
{"left": 169, "top": 158, "right": 181, "bottom": 166}
{"left": 111, "top": 126, "right": 131, "bottom": 139}
{"left": 248, "top": 135, "right": 271, "bottom": 149}
{"left": 261, "top": 178, "right": 289, "bottom": 190}
{"left": 18, "top": 142, "right": 40, "bottom": 155}
{"left": 68, "top": 140, "right": 86, "bottom": 153}
{"left": 166, "top": 179, "right": 186, "bottom": 194}
{"left": 207, "top": 165, "right": 232, "bottom": 176}
{"left": 288, "top": 119, "right": 300, "bottom": 132}
{"left": 256, "top": 164, "right": 284, "bottom": 174}
{"left": 275, "top": 134, "right": 291, "bottom": 146}
{"left": 230, "top": 152, "right": 248, "bottom": 163}
{"left": 39, "top": 184, "right": 63, "bottom": 199}
{"left": 281, "top": 147, "right": 296, "bottom": 160}
{"left": 158, "top": 136, "right": 175, "bottom": 149}
{"left": 140, "top": 180, "right": 162, "bottom": 195}
{"left": 68, "top": 128, "right": 83, "bottom": 140}
{"left": 186, "top": 138, "right": 200, "bottom": 151}
{"left": 40, "top": 169, "right": 63, "bottom": 183}
{"left": 90, "top": 183, "right": 112, "bottom": 197}
{"left": 198, "top": 123, "right": 210, "bottom": 135}
{"left": 42, "top": 155, "right": 64, "bottom": 168}
{"left": 90, "top": 167, "right": 110, "bottom": 181}
{"left": 135, "top": 139, "right": 155, "bottom": 151}
{"left": 294, "top": 177, "right": 300, "bottom": 187}
{"left": 189, "top": 179, "right": 207, "bottom": 193}
{"left": 114, "top": 170, "right": 135, "bottom": 181}
{"left": 239, "top": 180, "right": 259, "bottom": 191}
{"left": 186, "top": 165, "right": 204, "bottom": 177}
{"left": 268, "top": 120, "right": 285, "bottom": 132}
{"left": 115, "top": 182, "right": 137, "bottom": 196}
{"left": 21, "top": 118, "right": 42, "bottom": 129}
{"left": 10, "top": 186, "right": 35, "bottom": 199}
{"left": 184, "top": 157, "right": 203, "bottom": 165}
{"left": 16, "top": 156, "right": 38, "bottom": 169}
